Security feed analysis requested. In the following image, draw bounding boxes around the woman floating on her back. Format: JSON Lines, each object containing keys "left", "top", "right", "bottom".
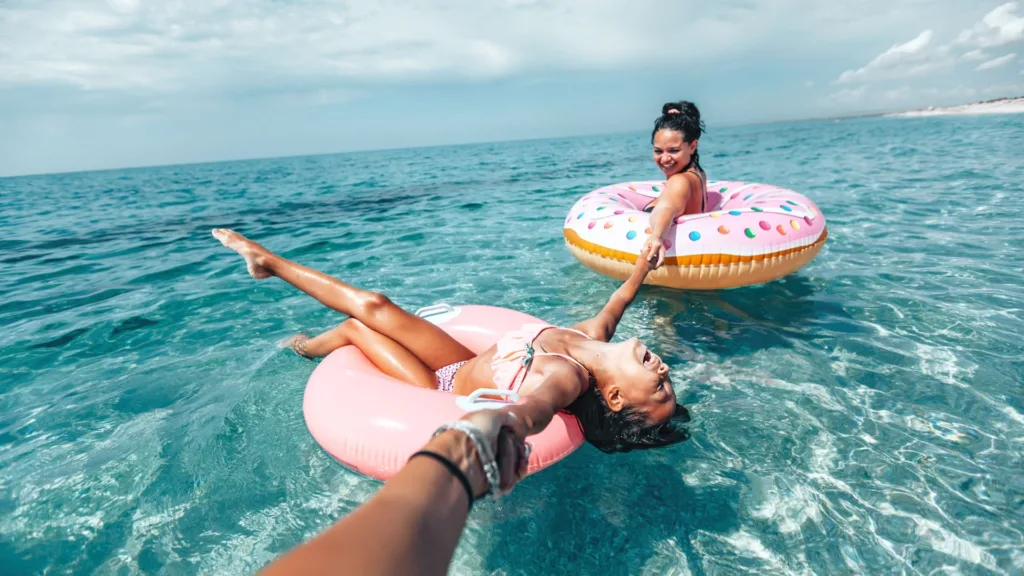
{"left": 212, "top": 229, "right": 689, "bottom": 454}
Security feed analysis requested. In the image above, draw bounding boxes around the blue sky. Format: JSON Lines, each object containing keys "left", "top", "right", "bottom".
{"left": 1, "top": 0, "right": 1022, "bottom": 177}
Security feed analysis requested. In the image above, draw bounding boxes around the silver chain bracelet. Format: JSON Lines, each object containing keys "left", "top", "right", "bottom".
{"left": 433, "top": 421, "right": 501, "bottom": 497}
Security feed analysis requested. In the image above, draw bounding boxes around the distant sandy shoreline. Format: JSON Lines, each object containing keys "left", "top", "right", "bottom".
{"left": 885, "top": 97, "right": 1024, "bottom": 118}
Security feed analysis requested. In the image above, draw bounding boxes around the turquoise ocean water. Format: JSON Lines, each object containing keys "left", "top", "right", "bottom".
{"left": 2, "top": 115, "right": 1023, "bottom": 574}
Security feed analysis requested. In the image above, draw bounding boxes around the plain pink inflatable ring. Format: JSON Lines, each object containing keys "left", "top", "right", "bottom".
{"left": 302, "top": 304, "right": 585, "bottom": 481}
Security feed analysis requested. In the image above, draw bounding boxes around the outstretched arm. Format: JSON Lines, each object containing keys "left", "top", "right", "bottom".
{"left": 643, "top": 176, "right": 692, "bottom": 268}
{"left": 506, "top": 367, "right": 582, "bottom": 433}
{"left": 571, "top": 253, "right": 653, "bottom": 342}
{"left": 261, "top": 410, "right": 528, "bottom": 576}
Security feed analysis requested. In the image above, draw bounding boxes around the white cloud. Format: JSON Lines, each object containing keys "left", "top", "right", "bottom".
{"left": 833, "top": 4, "right": 1024, "bottom": 85}
{"left": 920, "top": 86, "right": 979, "bottom": 100}
{"left": 961, "top": 49, "right": 991, "bottom": 61}
{"left": 0, "top": 0, "right": 1002, "bottom": 98}
{"left": 884, "top": 86, "right": 912, "bottom": 100}
{"left": 0, "top": 0, "right": 845, "bottom": 94}
{"left": 827, "top": 85, "right": 868, "bottom": 105}
{"left": 955, "top": 2, "right": 1024, "bottom": 48}
{"left": 920, "top": 82, "right": 1022, "bottom": 99}
{"left": 104, "top": 0, "right": 140, "bottom": 15}
{"left": 836, "top": 30, "right": 949, "bottom": 84}
{"left": 0, "top": 1, "right": 537, "bottom": 91}
{"left": 976, "top": 52, "right": 1018, "bottom": 70}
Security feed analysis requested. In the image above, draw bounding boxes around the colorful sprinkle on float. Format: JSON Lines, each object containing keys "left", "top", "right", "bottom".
{"left": 563, "top": 180, "right": 828, "bottom": 289}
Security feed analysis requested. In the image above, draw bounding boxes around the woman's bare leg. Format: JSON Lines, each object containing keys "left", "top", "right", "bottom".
{"left": 213, "top": 229, "right": 474, "bottom": 370}
{"left": 287, "top": 319, "right": 438, "bottom": 389}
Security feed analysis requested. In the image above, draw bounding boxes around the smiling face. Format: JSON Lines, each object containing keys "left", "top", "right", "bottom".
{"left": 597, "top": 337, "right": 677, "bottom": 423}
{"left": 652, "top": 129, "right": 697, "bottom": 178}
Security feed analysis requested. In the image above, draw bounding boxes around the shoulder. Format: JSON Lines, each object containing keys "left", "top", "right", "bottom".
{"left": 676, "top": 169, "right": 706, "bottom": 197}
{"left": 682, "top": 168, "right": 705, "bottom": 187}
{"left": 534, "top": 352, "right": 589, "bottom": 383}
{"left": 663, "top": 172, "right": 694, "bottom": 196}
{"left": 523, "top": 357, "right": 588, "bottom": 404}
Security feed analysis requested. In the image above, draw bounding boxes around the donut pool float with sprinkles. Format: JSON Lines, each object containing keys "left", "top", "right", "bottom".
{"left": 563, "top": 181, "right": 828, "bottom": 290}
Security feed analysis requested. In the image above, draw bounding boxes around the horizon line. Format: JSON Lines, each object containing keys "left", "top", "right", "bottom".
{"left": 4, "top": 96, "right": 1016, "bottom": 179}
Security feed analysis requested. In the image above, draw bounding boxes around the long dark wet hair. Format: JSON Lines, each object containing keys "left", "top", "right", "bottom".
{"left": 566, "top": 377, "right": 691, "bottom": 453}
{"left": 651, "top": 101, "right": 706, "bottom": 173}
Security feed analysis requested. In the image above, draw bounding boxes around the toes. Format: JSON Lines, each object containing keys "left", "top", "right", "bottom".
{"left": 212, "top": 228, "right": 232, "bottom": 245}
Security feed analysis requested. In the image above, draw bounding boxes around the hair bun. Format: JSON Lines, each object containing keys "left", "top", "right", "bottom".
{"left": 662, "top": 101, "right": 700, "bottom": 119}
{"left": 661, "top": 102, "right": 684, "bottom": 116}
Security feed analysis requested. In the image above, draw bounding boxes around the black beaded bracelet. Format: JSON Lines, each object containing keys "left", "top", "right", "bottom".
{"left": 408, "top": 450, "right": 475, "bottom": 510}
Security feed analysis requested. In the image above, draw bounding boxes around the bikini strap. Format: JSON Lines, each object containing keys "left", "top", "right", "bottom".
{"left": 525, "top": 325, "right": 591, "bottom": 347}
{"left": 701, "top": 170, "right": 708, "bottom": 212}
{"left": 683, "top": 166, "right": 707, "bottom": 213}
{"left": 558, "top": 327, "right": 592, "bottom": 339}
{"left": 531, "top": 327, "right": 592, "bottom": 374}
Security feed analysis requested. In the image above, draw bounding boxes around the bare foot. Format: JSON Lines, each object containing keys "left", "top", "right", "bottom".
{"left": 212, "top": 229, "right": 273, "bottom": 279}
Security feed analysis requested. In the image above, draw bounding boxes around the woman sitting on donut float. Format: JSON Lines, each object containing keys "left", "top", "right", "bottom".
{"left": 563, "top": 101, "right": 827, "bottom": 289}
{"left": 212, "top": 229, "right": 690, "bottom": 455}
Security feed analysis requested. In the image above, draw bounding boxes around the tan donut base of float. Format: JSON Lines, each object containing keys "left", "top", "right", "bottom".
{"left": 564, "top": 227, "right": 828, "bottom": 290}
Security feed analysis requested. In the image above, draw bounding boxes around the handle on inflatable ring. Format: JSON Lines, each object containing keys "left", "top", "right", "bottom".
{"left": 415, "top": 303, "right": 462, "bottom": 325}
{"left": 415, "top": 303, "right": 457, "bottom": 317}
{"left": 455, "top": 388, "right": 521, "bottom": 412}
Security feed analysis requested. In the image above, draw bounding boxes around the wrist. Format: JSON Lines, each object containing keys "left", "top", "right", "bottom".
{"left": 423, "top": 430, "right": 489, "bottom": 498}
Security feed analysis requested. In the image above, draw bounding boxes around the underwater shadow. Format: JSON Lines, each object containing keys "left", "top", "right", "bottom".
{"left": 642, "top": 273, "right": 859, "bottom": 361}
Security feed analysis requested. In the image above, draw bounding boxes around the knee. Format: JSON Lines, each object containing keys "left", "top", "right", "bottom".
{"left": 358, "top": 293, "right": 392, "bottom": 318}
{"left": 337, "top": 318, "right": 365, "bottom": 337}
